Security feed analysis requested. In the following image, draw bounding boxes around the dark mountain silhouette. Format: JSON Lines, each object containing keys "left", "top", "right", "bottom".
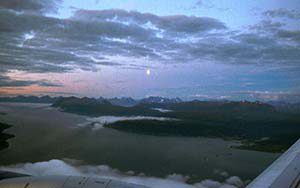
{"left": 52, "top": 97, "right": 161, "bottom": 116}
{"left": 1, "top": 95, "right": 300, "bottom": 152}
{"left": 52, "top": 96, "right": 300, "bottom": 152}
{"left": 108, "top": 97, "right": 138, "bottom": 107}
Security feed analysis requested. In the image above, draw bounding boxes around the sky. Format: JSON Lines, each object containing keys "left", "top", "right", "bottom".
{"left": 0, "top": 0, "right": 300, "bottom": 102}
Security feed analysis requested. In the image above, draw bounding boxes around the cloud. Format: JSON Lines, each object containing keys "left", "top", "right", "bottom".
{"left": 73, "top": 9, "right": 226, "bottom": 34}
{"left": 0, "top": 159, "right": 245, "bottom": 188}
{"left": 236, "top": 90, "right": 300, "bottom": 103}
{"left": 43, "top": 91, "right": 78, "bottom": 96}
{"left": 0, "top": 75, "right": 36, "bottom": 87}
{"left": 277, "top": 30, "right": 300, "bottom": 42}
{"left": 0, "top": 8, "right": 226, "bottom": 76}
{"left": 195, "top": 0, "right": 203, "bottom": 7}
{"left": 249, "top": 20, "right": 285, "bottom": 32}
{"left": 0, "top": 75, "right": 62, "bottom": 87}
{"left": 191, "top": 94, "right": 230, "bottom": 100}
{"left": 0, "top": 6, "right": 299, "bottom": 89}
{"left": 36, "top": 79, "right": 63, "bottom": 87}
{"left": 263, "top": 8, "right": 300, "bottom": 20}
{"left": 152, "top": 108, "right": 173, "bottom": 113}
{"left": 78, "top": 116, "right": 178, "bottom": 130}
{"left": 0, "top": 0, "right": 61, "bottom": 14}
{"left": 193, "top": 0, "right": 216, "bottom": 9}
{"left": 225, "top": 176, "right": 244, "bottom": 188}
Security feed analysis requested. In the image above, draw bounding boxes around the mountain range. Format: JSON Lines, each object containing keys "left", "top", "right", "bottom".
{"left": 0, "top": 96, "right": 182, "bottom": 106}
{"left": 0, "top": 95, "right": 300, "bottom": 114}
{"left": 1, "top": 95, "right": 300, "bottom": 152}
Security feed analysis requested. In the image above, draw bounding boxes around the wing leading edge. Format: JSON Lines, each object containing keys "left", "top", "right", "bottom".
{"left": 246, "top": 139, "right": 300, "bottom": 188}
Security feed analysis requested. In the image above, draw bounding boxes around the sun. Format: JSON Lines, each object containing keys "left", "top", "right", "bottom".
{"left": 146, "top": 69, "right": 151, "bottom": 76}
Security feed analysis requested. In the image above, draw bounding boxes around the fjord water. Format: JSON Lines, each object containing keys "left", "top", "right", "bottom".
{"left": 0, "top": 103, "right": 278, "bottom": 183}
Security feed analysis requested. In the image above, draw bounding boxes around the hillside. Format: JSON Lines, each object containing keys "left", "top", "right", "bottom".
{"left": 52, "top": 96, "right": 162, "bottom": 116}
{"left": 51, "top": 97, "right": 300, "bottom": 153}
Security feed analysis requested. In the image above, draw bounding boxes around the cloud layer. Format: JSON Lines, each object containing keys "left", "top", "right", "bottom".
{"left": 78, "top": 116, "right": 178, "bottom": 130}
{"left": 0, "top": 0, "right": 61, "bottom": 13}
{"left": 0, "top": 1, "right": 299, "bottom": 98}
{"left": 0, "top": 75, "right": 62, "bottom": 87}
{"left": 0, "top": 159, "right": 245, "bottom": 188}
{"left": 263, "top": 8, "right": 300, "bottom": 20}
{"left": 0, "top": 4, "right": 298, "bottom": 70}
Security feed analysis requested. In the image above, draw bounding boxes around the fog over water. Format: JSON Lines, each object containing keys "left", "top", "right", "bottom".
{"left": 79, "top": 116, "right": 178, "bottom": 130}
{"left": 0, "top": 103, "right": 279, "bottom": 187}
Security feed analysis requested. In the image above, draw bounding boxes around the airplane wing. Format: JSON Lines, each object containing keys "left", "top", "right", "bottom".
{"left": 246, "top": 139, "right": 300, "bottom": 188}
{"left": 0, "top": 175, "right": 150, "bottom": 188}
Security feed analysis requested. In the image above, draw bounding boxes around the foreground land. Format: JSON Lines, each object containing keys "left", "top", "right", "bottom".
{"left": 51, "top": 97, "right": 300, "bottom": 153}
{"left": 0, "top": 121, "right": 14, "bottom": 151}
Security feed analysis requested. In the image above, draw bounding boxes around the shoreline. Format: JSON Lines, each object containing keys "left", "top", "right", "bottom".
{"left": 0, "top": 122, "right": 14, "bottom": 151}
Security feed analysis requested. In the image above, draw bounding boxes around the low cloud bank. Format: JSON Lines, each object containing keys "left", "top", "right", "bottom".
{"left": 78, "top": 116, "right": 178, "bottom": 130}
{"left": 0, "top": 159, "right": 246, "bottom": 188}
{"left": 152, "top": 108, "right": 173, "bottom": 113}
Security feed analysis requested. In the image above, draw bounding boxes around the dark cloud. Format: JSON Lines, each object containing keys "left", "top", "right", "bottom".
{"left": 193, "top": 0, "right": 215, "bottom": 9}
{"left": 0, "top": 0, "right": 61, "bottom": 13}
{"left": 236, "top": 90, "right": 300, "bottom": 103}
{"left": 36, "top": 80, "right": 63, "bottom": 87}
{"left": 43, "top": 91, "right": 77, "bottom": 96}
{"left": 0, "top": 75, "right": 62, "bottom": 87}
{"left": 277, "top": 30, "right": 300, "bottom": 42}
{"left": 249, "top": 20, "right": 285, "bottom": 32}
{"left": 263, "top": 8, "right": 300, "bottom": 19}
{"left": 185, "top": 28, "right": 300, "bottom": 65}
{"left": 0, "top": 10, "right": 124, "bottom": 74}
{"left": 0, "top": 75, "right": 37, "bottom": 87}
{"left": 0, "top": 6, "right": 300, "bottom": 89}
{"left": 73, "top": 9, "right": 226, "bottom": 33}
{"left": 0, "top": 8, "right": 226, "bottom": 75}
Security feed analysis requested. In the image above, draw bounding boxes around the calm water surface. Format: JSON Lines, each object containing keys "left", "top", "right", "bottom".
{"left": 0, "top": 103, "right": 279, "bottom": 183}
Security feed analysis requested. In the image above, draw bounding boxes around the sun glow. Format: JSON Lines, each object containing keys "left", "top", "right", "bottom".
{"left": 146, "top": 69, "right": 151, "bottom": 76}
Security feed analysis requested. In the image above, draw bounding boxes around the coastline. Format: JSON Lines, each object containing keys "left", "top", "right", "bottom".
{"left": 0, "top": 121, "right": 14, "bottom": 151}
